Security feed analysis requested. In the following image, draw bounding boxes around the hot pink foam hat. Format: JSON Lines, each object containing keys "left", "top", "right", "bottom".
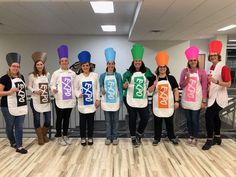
{"left": 185, "top": 46, "right": 199, "bottom": 61}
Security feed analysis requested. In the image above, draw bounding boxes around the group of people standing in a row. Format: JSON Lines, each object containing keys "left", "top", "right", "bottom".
{"left": 0, "top": 40, "right": 231, "bottom": 154}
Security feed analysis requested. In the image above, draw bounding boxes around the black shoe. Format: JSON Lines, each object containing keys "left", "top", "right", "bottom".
{"left": 170, "top": 138, "right": 179, "bottom": 145}
{"left": 202, "top": 140, "right": 213, "bottom": 150}
{"left": 10, "top": 144, "right": 17, "bottom": 149}
{"left": 88, "top": 138, "right": 93, "bottom": 146}
{"left": 213, "top": 137, "right": 222, "bottom": 145}
{"left": 152, "top": 140, "right": 160, "bottom": 146}
{"left": 16, "top": 148, "right": 28, "bottom": 154}
{"left": 131, "top": 138, "right": 139, "bottom": 148}
{"left": 136, "top": 134, "right": 142, "bottom": 145}
{"left": 81, "top": 139, "right": 87, "bottom": 146}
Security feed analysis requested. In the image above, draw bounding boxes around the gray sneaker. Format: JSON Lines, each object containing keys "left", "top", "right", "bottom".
{"left": 112, "top": 139, "right": 119, "bottom": 145}
{"left": 105, "top": 139, "right": 111, "bottom": 145}
{"left": 58, "top": 137, "right": 67, "bottom": 146}
{"left": 63, "top": 136, "right": 72, "bottom": 145}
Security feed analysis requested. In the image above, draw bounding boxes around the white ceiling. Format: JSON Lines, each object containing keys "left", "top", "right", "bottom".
{"left": 0, "top": 0, "right": 236, "bottom": 41}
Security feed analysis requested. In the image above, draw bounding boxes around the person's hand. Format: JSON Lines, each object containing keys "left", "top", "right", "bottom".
{"left": 123, "top": 80, "right": 129, "bottom": 89}
{"left": 208, "top": 75, "right": 217, "bottom": 84}
{"left": 95, "top": 100, "right": 100, "bottom": 108}
{"left": 79, "top": 93, "right": 83, "bottom": 98}
{"left": 148, "top": 84, "right": 155, "bottom": 93}
{"left": 201, "top": 102, "right": 206, "bottom": 109}
{"left": 8, "top": 87, "right": 18, "bottom": 95}
{"left": 34, "top": 90, "right": 43, "bottom": 95}
{"left": 174, "top": 102, "right": 179, "bottom": 110}
{"left": 185, "top": 72, "right": 190, "bottom": 83}
{"left": 102, "top": 88, "right": 106, "bottom": 95}
{"left": 52, "top": 89, "right": 58, "bottom": 94}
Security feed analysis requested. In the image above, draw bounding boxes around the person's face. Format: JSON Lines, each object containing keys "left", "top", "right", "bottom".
{"left": 59, "top": 58, "right": 69, "bottom": 69}
{"left": 81, "top": 62, "right": 90, "bottom": 73}
{"left": 209, "top": 53, "right": 219, "bottom": 65}
{"left": 134, "top": 60, "right": 142, "bottom": 70}
{"left": 9, "top": 63, "right": 20, "bottom": 75}
{"left": 107, "top": 61, "right": 115, "bottom": 72}
{"left": 35, "top": 61, "right": 44, "bottom": 72}
{"left": 188, "top": 59, "right": 198, "bottom": 69}
{"left": 158, "top": 65, "right": 167, "bottom": 74}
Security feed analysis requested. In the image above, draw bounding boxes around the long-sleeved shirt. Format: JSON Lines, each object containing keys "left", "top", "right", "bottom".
{"left": 179, "top": 68, "right": 207, "bottom": 102}
{"left": 99, "top": 72, "right": 123, "bottom": 103}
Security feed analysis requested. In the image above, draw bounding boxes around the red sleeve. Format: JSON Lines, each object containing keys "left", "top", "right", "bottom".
{"left": 221, "top": 66, "right": 231, "bottom": 82}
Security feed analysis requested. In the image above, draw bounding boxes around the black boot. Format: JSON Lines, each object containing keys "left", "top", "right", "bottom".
{"left": 136, "top": 133, "right": 142, "bottom": 145}
{"left": 202, "top": 140, "right": 213, "bottom": 150}
{"left": 131, "top": 137, "right": 139, "bottom": 148}
{"left": 213, "top": 136, "right": 222, "bottom": 145}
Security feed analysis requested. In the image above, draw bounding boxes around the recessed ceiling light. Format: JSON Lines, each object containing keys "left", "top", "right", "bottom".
{"left": 90, "top": 1, "right": 114, "bottom": 14}
{"left": 150, "top": 29, "right": 162, "bottom": 33}
{"left": 218, "top": 25, "right": 236, "bottom": 31}
{"left": 101, "top": 25, "right": 116, "bottom": 32}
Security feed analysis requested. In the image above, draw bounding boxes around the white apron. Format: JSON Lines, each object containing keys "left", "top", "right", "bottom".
{"left": 101, "top": 74, "right": 120, "bottom": 111}
{"left": 127, "top": 72, "right": 147, "bottom": 108}
{"left": 153, "top": 78, "right": 174, "bottom": 118}
{"left": 7, "top": 77, "right": 28, "bottom": 116}
{"left": 77, "top": 75, "right": 97, "bottom": 114}
{"left": 55, "top": 72, "right": 76, "bottom": 109}
{"left": 207, "top": 62, "right": 228, "bottom": 108}
{"left": 181, "top": 69, "right": 202, "bottom": 110}
{"left": 32, "top": 75, "right": 51, "bottom": 113}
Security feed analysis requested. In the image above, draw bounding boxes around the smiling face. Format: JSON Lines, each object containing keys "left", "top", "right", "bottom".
{"left": 59, "top": 58, "right": 69, "bottom": 70}
{"left": 158, "top": 65, "right": 167, "bottom": 75}
{"left": 35, "top": 60, "right": 45, "bottom": 73}
{"left": 9, "top": 62, "right": 20, "bottom": 76}
{"left": 133, "top": 60, "right": 142, "bottom": 71}
{"left": 107, "top": 61, "right": 115, "bottom": 73}
{"left": 188, "top": 59, "right": 198, "bottom": 69}
{"left": 81, "top": 62, "right": 90, "bottom": 74}
{"left": 208, "top": 52, "right": 220, "bottom": 65}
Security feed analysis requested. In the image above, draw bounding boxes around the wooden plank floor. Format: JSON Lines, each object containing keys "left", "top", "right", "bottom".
{"left": 0, "top": 138, "right": 235, "bottom": 177}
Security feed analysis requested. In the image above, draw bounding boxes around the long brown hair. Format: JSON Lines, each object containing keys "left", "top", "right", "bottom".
{"left": 32, "top": 60, "right": 47, "bottom": 77}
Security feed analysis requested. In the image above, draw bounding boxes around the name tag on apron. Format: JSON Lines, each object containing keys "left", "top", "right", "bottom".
{"left": 158, "top": 84, "right": 169, "bottom": 108}
{"left": 185, "top": 77, "right": 197, "bottom": 102}
{"left": 14, "top": 81, "right": 27, "bottom": 107}
{"left": 39, "top": 83, "right": 50, "bottom": 104}
{"left": 61, "top": 76, "right": 72, "bottom": 100}
{"left": 133, "top": 76, "right": 144, "bottom": 99}
{"left": 105, "top": 79, "right": 116, "bottom": 103}
{"left": 82, "top": 81, "right": 93, "bottom": 105}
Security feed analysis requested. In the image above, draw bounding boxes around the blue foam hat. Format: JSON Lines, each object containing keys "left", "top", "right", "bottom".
{"left": 105, "top": 48, "right": 116, "bottom": 62}
{"left": 78, "top": 51, "right": 91, "bottom": 63}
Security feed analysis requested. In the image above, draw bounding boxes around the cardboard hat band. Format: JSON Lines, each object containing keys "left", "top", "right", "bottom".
{"left": 78, "top": 51, "right": 91, "bottom": 63}
{"left": 6, "top": 52, "right": 21, "bottom": 66}
{"left": 57, "top": 45, "right": 68, "bottom": 59}
{"left": 155, "top": 51, "right": 169, "bottom": 66}
{"left": 32, "top": 52, "right": 47, "bottom": 63}
{"left": 105, "top": 48, "right": 116, "bottom": 62}
{"left": 208, "top": 40, "right": 222, "bottom": 55}
{"left": 185, "top": 46, "right": 199, "bottom": 61}
{"left": 131, "top": 43, "right": 144, "bottom": 60}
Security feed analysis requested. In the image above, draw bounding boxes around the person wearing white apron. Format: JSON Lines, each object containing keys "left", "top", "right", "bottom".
{"left": 179, "top": 46, "right": 207, "bottom": 146}
{"left": 99, "top": 48, "right": 123, "bottom": 145}
{"left": 50, "top": 45, "right": 76, "bottom": 146}
{"left": 123, "top": 43, "right": 155, "bottom": 147}
{"left": 202, "top": 40, "right": 231, "bottom": 150}
{"left": 149, "top": 51, "right": 179, "bottom": 146}
{"left": 0, "top": 53, "right": 28, "bottom": 154}
{"left": 74, "top": 51, "right": 100, "bottom": 146}
{"left": 28, "top": 51, "right": 51, "bottom": 145}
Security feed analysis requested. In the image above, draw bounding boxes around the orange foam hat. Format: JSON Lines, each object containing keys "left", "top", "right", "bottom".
{"left": 155, "top": 51, "right": 169, "bottom": 66}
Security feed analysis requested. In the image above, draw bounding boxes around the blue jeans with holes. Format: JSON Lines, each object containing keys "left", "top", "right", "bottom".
{"left": 1, "top": 107, "right": 25, "bottom": 148}
{"left": 184, "top": 109, "right": 200, "bottom": 138}
{"left": 30, "top": 99, "right": 51, "bottom": 129}
{"left": 104, "top": 110, "right": 119, "bottom": 140}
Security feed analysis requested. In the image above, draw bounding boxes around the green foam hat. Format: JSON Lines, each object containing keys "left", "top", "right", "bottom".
{"left": 131, "top": 43, "right": 144, "bottom": 60}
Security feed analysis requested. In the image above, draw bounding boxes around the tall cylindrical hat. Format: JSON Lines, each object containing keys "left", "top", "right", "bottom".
{"left": 6, "top": 52, "right": 21, "bottom": 66}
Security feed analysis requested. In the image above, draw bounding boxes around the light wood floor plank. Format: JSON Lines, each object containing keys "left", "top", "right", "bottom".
{"left": 0, "top": 138, "right": 235, "bottom": 177}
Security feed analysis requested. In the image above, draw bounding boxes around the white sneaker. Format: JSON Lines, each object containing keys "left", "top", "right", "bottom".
{"left": 63, "top": 136, "right": 72, "bottom": 145}
{"left": 58, "top": 137, "right": 67, "bottom": 146}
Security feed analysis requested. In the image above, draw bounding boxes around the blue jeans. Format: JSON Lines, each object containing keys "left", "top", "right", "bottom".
{"left": 30, "top": 99, "right": 51, "bottom": 129}
{"left": 184, "top": 109, "right": 200, "bottom": 138}
{"left": 104, "top": 110, "right": 119, "bottom": 140}
{"left": 1, "top": 107, "right": 25, "bottom": 148}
